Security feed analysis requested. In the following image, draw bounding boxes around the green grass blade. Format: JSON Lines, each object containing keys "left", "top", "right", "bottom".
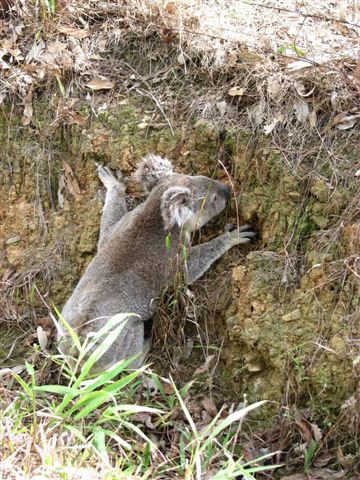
{"left": 198, "top": 401, "right": 267, "bottom": 455}
{"left": 67, "top": 391, "right": 111, "bottom": 419}
{"left": 80, "top": 356, "right": 141, "bottom": 394}
{"left": 53, "top": 306, "right": 81, "bottom": 351}
{"left": 34, "top": 385, "right": 81, "bottom": 396}
{"left": 171, "top": 377, "right": 198, "bottom": 437}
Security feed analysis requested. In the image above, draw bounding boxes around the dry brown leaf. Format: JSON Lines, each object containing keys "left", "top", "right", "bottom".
{"left": 160, "top": 28, "right": 176, "bottom": 43}
{"left": 201, "top": 397, "right": 217, "bottom": 417}
{"left": 165, "top": 2, "right": 176, "bottom": 14}
{"left": 58, "top": 25, "right": 89, "bottom": 39}
{"left": 37, "top": 316, "right": 53, "bottom": 330}
{"left": 132, "top": 412, "right": 155, "bottom": 429}
{"left": 86, "top": 79, "right": 115, "bottom": 91}
{"left": 228, "top": 86, "right": 245, "bottom": 97}
{"left": 160, "top": 378, "right": 174, "bottom": 395}
{"left": 193, "top": 354, "right": 215, "bottom": 376}
{"left": 336, "top": 445, "right": 353, "bottom": 469}
{"left": 294, "top": 411, "right": 313, "bottom": 444}
{"left": 21, "top": 89, "right": 33, "bottom": 126}
{"left": 63, "top": 160, "right": 81, "bottom": 197}
{"left": 68, "top": 112, "right": 87, "bottom": 126}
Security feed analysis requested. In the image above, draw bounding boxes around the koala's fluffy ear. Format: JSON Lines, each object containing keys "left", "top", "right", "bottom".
{"left": 134, "top": 154, "right": 173, "bottom": 193}
{"left": 161, "top": 186, "right": 192, "bottom": 230}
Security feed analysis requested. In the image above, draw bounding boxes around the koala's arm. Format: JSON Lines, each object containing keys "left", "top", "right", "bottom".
{"left": 97, "top": 165, "right": 128, "bottom": 250}
{"left": 184, "top": 225, "right": 255, "bottom": 284}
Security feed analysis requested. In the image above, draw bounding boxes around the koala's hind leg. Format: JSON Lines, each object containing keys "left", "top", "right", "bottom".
{"left": 97, "top": 165, "right": 128, "bottom": 249}
{"left": 184, "top": 225, "right": 256, "bottom": 284}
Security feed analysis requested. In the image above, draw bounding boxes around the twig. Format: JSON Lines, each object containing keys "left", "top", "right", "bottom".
{"left": 135, "top": 87, "right": 174, "bottom": 135}
{"left": 241, "top": 1, "right": 360, "bottom": 29}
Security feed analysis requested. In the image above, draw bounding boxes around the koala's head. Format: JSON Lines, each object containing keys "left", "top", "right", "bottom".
{"left": 160, "top": 175, "right": 231, "bottom": 232}
{"left": 134, "top": 154, "right": 174, "bottom": 193}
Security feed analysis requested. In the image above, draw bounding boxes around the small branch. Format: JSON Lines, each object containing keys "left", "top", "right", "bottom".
{"left": 241, "top": 1, "right": 360, "bottom": 29}
{"left": 135, "top": 87, "right": 174, "bottom": 136}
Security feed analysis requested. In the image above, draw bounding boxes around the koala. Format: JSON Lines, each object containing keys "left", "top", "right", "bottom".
{"left": 57, "top": 154, "right": 255, "bottom": 372}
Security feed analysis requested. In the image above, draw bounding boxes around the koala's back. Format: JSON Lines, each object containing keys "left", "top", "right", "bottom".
{"left": 60, "top": 187, "right": 175, "bottom": 337}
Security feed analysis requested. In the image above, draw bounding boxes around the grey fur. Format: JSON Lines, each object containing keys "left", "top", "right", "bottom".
{"left": 58, "top": 155, "right": 255, "bottom": 371}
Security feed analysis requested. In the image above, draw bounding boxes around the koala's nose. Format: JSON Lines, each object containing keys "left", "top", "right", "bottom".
{"left": 222, "top": 184, "right": 231, "bottom": 202}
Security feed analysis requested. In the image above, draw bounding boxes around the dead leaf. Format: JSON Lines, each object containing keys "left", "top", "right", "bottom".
{"left": 86, "top": 79, "right": 115, "bottom": 91}
{"left": 68, "top": 112, "right": 87, "bottom": 126}
{"left": 293, "top": 98, "right": 309, "bottom": 123}
{"left": 280, "top": 474, "right": 306, "bottom": 480}
{"left": 267, "top": 76, "right": 282, "bottom": 99}
{"left": 58, "top": 25, "right": 89, "bottom": 39}
{"left": 309, "top": 110, "right": 317, "bottom": 128}
{"left": 141, "top": 376, "right": 158, "bottom": 396}
{"left": 216, "top": 101, "right": 227, "bottom": 116}
{"left": 310, "top": 423, "right": 322, "bottom": 442}
{"left": 336, "top": 114, "right": 360, "bottom": 130}
{"left": 132, "top": 412, "right": 155, "bottom": 429}
{"left": 336, "top": 445, "right": 353, "bottom": 469}
{"left": 341, "top": 395, "right": 357, "bottom": 409}
{"left": 37, "top": 316, "right": 53, "bottom": 329}
{"left": 37, "top": 326, "right": 48, "bottom": 351}
{"left": 63, "top": 161, "right": 81, "bottom": 197}
{"left": 281, "top": 469, "right": 345, "bottom": 480}
{"left": 165, "top": 1, "right": 176, "bottom": 14}
{"left": 228, "top": 86, "right": 245, "bottom": 97}
{"left": 313, "top": 453, "right": 333, "bottom": 467}
{"left": 183, "top": 338, "right": 194, "bottom": 358}
{"left": 295, "top": 82, "right": 316, "bottom": 98}
{"left": 294, "top": 411, "right": 313, "bottom": 443}
{"left": 160, "top": 28, "right": 176, "bottom": 43}
{"left": 287, "top": 60, "right": 313, "bottom": 72}
{"left": 160, "top": 378, "right": 174, "bottom": 395}
{"left": 264, "top": 112, "right": 284, "bottom": 135}
{"left": 58, "top": 174, "right": 65, "bottom": 208}
{"left": 21, "top": 89, "right": 33, "bottom": 126}
{"left": 193, "top": 354, "right": 215, "bottom": 376}
{"left": 201, "top": 397, "right": 217, "bottom": 417}
{"left": 177, "top": 52, "right": 186, "bottom": 65}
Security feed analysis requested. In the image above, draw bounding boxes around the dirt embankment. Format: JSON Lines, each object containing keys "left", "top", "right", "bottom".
{"left": 0, "top": 0, "right": 359, "bottom": 457}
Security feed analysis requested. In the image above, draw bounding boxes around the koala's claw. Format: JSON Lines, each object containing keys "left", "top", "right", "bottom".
{"left": 97, "top": 164, "right": 125, "bottom": 189}
{"left": 228, "top": 224, "right": 256, "bottom": 245}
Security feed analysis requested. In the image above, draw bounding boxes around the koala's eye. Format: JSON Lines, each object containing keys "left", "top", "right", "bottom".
{"left": 213, "top": 194, "right": 217, "bottom": 202}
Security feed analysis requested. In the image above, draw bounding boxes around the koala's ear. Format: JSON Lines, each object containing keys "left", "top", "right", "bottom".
{"left": 134, "top": 154, "right": 174, "bottom": 193}
{"left": 161, "top": 186, "right": 192, "bottom": 230}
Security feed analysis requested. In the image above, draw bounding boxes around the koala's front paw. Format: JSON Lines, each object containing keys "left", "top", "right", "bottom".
{"left": 96, "top": 164, "right": 125, "bottom": 190}
{"left": 228, "top": 224, "right": 256, "bottom": 245}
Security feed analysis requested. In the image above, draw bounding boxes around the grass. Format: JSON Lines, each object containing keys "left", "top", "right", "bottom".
{"left": 0, "top": 314, "right": 280, "bottom": 479}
